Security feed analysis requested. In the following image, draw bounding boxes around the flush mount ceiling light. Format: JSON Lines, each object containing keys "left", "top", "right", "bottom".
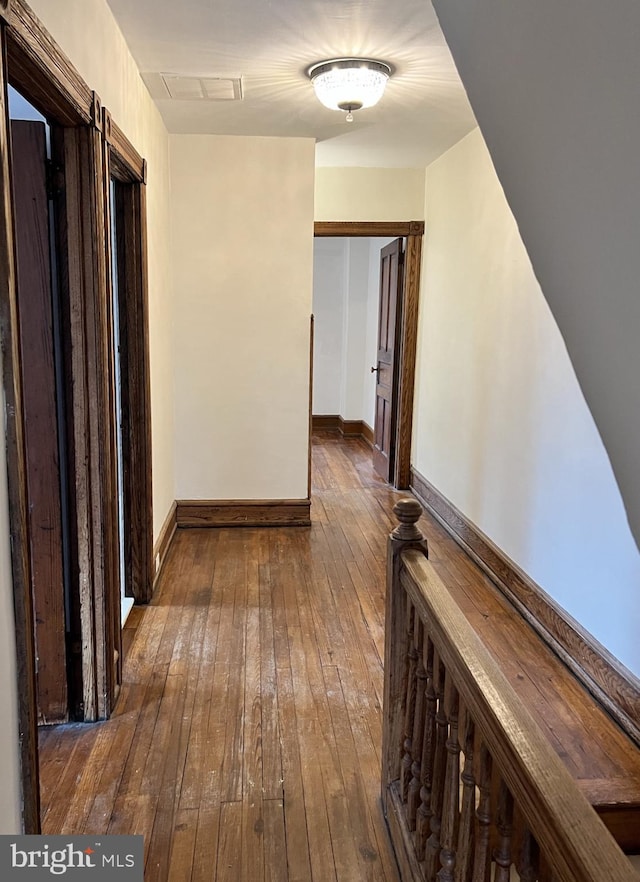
{"left": 307, "top": 58, "right": 392, "bottom": 122}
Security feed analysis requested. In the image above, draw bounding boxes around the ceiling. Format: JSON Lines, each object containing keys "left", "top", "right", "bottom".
{"left": 105, "top": 0, "right": 477, "bottom": 168}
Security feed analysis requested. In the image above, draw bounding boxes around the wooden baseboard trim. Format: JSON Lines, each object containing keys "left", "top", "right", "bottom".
{"left": 312, "top": 414, "right": 341, "bottom": 431}
{"left": 360, "top": 421, "right": 374, "bottom": 447}
{"left": 312, "top": 415, "right": 374, "bottom": 445}
{"left": 410, "top": 466, "right": 640, "bottom": 746}
{"left": 153, "top": 501, "right": 177, "bottom": 589}
{"left": 176, "top": 498, "right": 311, "bottom": 528}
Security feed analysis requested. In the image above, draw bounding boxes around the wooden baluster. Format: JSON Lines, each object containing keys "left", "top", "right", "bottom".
{"left": 408, "top": 617, "right": 428, "bottom": 830}
{"left": 416, "top": 637, "right": 436, "bottom": 861}
{"left": 425, "top": 653, "right": 447, "bottom": 882}
{"left": 382, "top": 497, "right": 427, "bottom": 811}
{"left": 471, "top": 742, "right": 492, "bottom": 882}
{"left": 493, "top": 778, "right": 514, "bottom": 882}
{"left": 437, "top": 676, "right": 461, "bottom": 882}
{"left": 454, "top": 708, "right": 475, "bottom": 882}
{"left": 538, "top": 853, "right": 554, "bottom": 882}
{"left": 401, "top": 602, "right": 418, "bottom": 803}
{"left": 518, "top": 827, "right": 540, "bottom": 882}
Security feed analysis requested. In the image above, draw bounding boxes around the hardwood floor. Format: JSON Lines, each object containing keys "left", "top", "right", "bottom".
{"left": 38, "top": 430, "right": 640, "bottom": 877}
{"left": 39, "top": 432, "right": 405, "bottom": 881}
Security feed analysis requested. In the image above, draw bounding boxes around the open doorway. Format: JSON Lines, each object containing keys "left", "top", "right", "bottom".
{"left": 311, "top": 221, "right": 424, "bottom": 490}
{"left": 0, "top": 12, "right": 153, "bottom": 831}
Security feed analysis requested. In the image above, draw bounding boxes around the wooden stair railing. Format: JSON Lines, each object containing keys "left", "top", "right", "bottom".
{"left": 382, "top": 499, "right": 640, "bottom": 882}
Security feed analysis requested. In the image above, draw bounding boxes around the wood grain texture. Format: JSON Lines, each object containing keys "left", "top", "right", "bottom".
{"left": 312, "top": 415, "right": 375, "bottom": 445}
{"left": 393, "top": 233, "right": 422, "bottom": 490}
{"left": 312, "top": 414, "right": 341, "bottom": 431}
{"left": 153, "top": 502, "right": 177, "bottom": 589}
{"left": 0, "top": 27, "right": 40, "bottom": 833}
{"left": 40, "top": 433, "right": 402, "bottom": 881}
{"left": 7, "top": 0, "right": 92, "bottom": 125}
{"left": 314, "top": 221, "right": 425, "bottom": 237}
{"left": 109, "top": 118, "right": 145, "bottom": 183}
{"left": 11, "top": 119, "right": 67, "bottom": 724}
{"left": 398, "top": 550, "right": 639, "bottom": 882}
{"left": 38, "top": 434, "right": 640, "bottom": 878}
{"left": 410, "top": 465, "right": 640, "bottom": 747}
{"left": 59, "top": 125, "right": 119, "bottom": 721}
{"left": 176, "top": 499, "right": 312, "bottom": 528}
{"left": 113, "top": 181, "right": 154, "bottom": 604}
{"left": 0, "top": 0, "right": 11, "bottom": 22}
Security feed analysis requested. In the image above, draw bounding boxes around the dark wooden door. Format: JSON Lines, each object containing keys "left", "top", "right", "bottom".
{"left": 372, "top": 238, "right": 404, "bottom": 482}
{"left": 11, "top": 120, "right": 68, "bottom": 723}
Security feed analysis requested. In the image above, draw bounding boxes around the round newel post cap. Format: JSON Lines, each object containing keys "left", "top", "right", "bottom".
{"left": 392, "top": 497, "right": 424, "bottom": 541}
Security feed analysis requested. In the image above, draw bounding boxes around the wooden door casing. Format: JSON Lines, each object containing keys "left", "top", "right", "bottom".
{"left": 11, "top": 118, "right": 68, "bottom": 724}
{"left": 373, "top": 237, "right": 404, "bottom": 482}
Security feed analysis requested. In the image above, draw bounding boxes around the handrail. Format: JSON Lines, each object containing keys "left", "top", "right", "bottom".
{"left": 381, "top": 498, "right": 639, "bottom": 882}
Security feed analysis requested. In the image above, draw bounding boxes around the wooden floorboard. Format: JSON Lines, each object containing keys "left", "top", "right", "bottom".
{"left": 38, "top": 430, "right": 640, "bottom": 878}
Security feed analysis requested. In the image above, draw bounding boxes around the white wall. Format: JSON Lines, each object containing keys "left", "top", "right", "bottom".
{"left": 414, "top": 128, "right": 640, "bottom": 676}
{"left": 342, "top": 240, "right": 370, "bottom": 421}
{"left": 432, "top": 0, "right": 640, "bottom": 552}
{"left": 315, "top": 168, "right": 425, "bottom": 221}
{"left": 312, "top": 239, "right": 345, "bottom": 415}
{"left": 171, "top": 134, "right": 315, "bottom": 500}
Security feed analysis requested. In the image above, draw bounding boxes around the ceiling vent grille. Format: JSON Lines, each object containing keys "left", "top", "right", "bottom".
{"left": 142, "top": 72, "right": 244, "bottom": 101}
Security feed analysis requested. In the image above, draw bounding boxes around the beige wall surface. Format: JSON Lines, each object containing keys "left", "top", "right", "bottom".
{"left": 170, "top": 134, "right": 315, "bottom": 500}
{"left": 315, "top": 167, "right": 425, "bottom": 221}
{"left": 433, "top": 0, "right": 640, "bottom": 554}
{"left": 413, "top": 128, "right": 640, "bottom": 675}
{"left": 28, "top": 0, "right": 176, "bottom": 541}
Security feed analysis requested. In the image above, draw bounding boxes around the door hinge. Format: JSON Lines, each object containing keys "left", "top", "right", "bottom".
{"left": 46, "top": 158, "right": 65, "bottom": 199}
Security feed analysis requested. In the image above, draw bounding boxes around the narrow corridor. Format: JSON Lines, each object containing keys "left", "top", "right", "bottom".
{"left": 39, "top": 433, "right": 404, "bottom": 881}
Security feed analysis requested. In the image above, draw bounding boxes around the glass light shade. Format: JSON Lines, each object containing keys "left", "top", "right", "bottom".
{"left": 307, "top": 59, "right": 391, "bottom": 113}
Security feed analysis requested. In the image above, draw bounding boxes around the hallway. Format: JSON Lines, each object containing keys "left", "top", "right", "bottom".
{"left": 39, "top": 432, "right": 405, "bottom": 881}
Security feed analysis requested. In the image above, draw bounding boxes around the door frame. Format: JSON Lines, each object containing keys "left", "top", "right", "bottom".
{"left": 0, "top": 0, "right": 152, "bottom": 832}
{"left": 313, "top": 220, "right": 424, "bottom": 489}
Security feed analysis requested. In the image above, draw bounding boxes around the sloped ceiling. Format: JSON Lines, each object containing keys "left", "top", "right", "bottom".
{"left": 105, "top": 0, "right": 476, "bottom": 167}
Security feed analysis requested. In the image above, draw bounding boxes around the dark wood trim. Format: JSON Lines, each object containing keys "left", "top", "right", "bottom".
{"left": 410, "top": 465, "right": 640, "bottom": 746}
{"left": 176, "top": 499, "right": 312, "bottom": 528}
{"left": 312, "top": 414, "right": 341, "bottom": 431}
{"left": 313, "top": 221, "right": 423, "bottom": 492}
{"left": 384, "top": 783, "right": 427, "bottom": 882}
{"left": 361, "top": 421, "right": 374, "bottom": 447}
{"left": 58, "top": 124, "right": 119, "bottom": 721}
{"left": 153, "top": 501, "right": 177, "bottom": 589}
{"left": 311, "top": 415, "right": 374, "bottom": 445}
{"left": 314, "top": 221, "right": 425, "bottom": 238}
{"left": 113, "top": 181, "right": 154, "bottom": 604}
{"left": 0, "top": 23, "right": 40, "bottom": 833}
{"left": 394, "top": 233, "right": 422, "bottom": 489}
{"left": 6, "top": 0, "right": 92, "bottom": 125}
{"left": 109, "top": 119, "right": 145, "bottom": 184}
{"left": 340, "top": 418, "right": 367, "bottom": 438}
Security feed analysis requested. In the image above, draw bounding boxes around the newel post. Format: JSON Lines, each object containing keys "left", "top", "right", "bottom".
{"left": 381, "top": 497, "right": 429, "bottom": 812}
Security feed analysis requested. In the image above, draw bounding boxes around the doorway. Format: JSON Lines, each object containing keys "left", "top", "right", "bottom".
{"left": 0, "top": 11, "right": 153, "bottom": 832}
{"left": 8, "top": 87, "right": 78, "bottom": 725}
{"left": 312, "top": 221, "right": 424, "bottom": 490}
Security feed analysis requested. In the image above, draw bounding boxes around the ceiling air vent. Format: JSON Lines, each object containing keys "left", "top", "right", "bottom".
{"left": 142, "top": 72, "right": 244, "bottom": 101}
